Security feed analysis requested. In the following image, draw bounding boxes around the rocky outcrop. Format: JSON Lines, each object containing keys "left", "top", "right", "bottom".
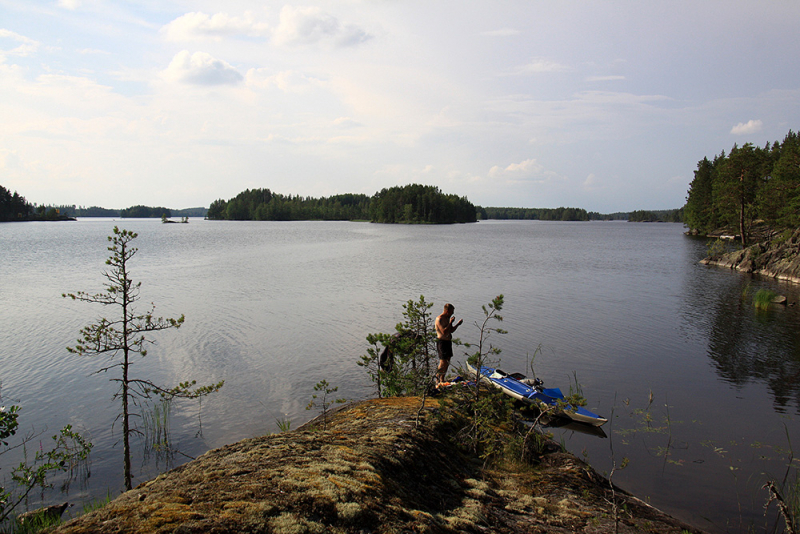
{"left": 18, "top": 502, "right": 70, "bottom": 525}
{"left": 702, "top": 228, "right": 800, "bottom": 284}
{"left": 51, "top": 397, "right": 702, "bottom": 534}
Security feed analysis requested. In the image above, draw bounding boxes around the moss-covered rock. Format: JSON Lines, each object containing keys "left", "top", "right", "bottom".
{"left": 51, "top": 397, "right": 702, "bottom": 533}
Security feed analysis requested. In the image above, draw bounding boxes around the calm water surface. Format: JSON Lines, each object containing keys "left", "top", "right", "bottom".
{"left": 1, "top": 219, "right": 799, "bottom": 532}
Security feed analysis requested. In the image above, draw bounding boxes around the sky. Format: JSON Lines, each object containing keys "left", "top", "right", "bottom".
{"left": 2, "top": 1, "right": 800, "bottom": 213}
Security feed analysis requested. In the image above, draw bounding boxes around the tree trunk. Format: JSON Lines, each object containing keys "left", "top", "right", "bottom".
{"left": 739, "top": 169, "right": 748, "bottom": 248}
{"left": 122, "top": 353, "right": 131, "bottom": 490}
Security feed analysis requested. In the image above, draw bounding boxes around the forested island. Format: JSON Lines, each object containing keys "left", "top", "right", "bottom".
{"left": 206, "top": 185, "right": 682, "bottom": 224}
{"left": 684, "top": 129, "right": 799, "bottom": 245}
{"left": 478, "top": 207, "right": 682, "bottom": 222}
{"left": 478, "top": 206, "right": 590, "bottom": 221}
{"left": 0, "top": 187, "right": 207, "bottom": 222}
{"left": 207, "top": 184, "right": 478, "bottom": 224}
{"left": 2, "top": 181, "right": 682, "bottom": 225}
{"left": 0, "top": 186, "right": 76, "bottom": 221}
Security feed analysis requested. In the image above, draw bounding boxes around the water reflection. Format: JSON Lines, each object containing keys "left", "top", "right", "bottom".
{"left": 680, "top": 235, "right": 800, "bottom": 414}
{"left": 705, "top": 280, "right": 800, "bottom": 413}
{"left": 3, "top": 219, "right": 800, "bottom": 531}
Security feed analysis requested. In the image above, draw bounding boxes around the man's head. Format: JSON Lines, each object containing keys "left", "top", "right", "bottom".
{"left": 443, "top": 303, "right": 454, "bottom": 315}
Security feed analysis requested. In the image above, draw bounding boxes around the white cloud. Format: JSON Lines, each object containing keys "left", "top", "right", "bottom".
{"left": 586, "top": 75, "right": 625, "bottom": 82}
{"left": 505, "top": 159, "right": 542, "bottom": 173}
{"left": 4, "top": 1, "right": 800, "bottom": 212}
{"left": 163, "top": 51, "right": 243, "bottom": 86}
{"left": 57, "top": 0, "right": 80, "bottom": 10}
{"left": 516, "top": 57, "right": 570, "bottom": 74}
{"left": 730, "top": 119, "right": 763, "bottom": 135}
{"left": 245, "top": 68, "right": 321, "bottom": 92}
{"left": 488, "top": 158, "right": 560, "bottom": 184}
{"left": 582, "top": 173, "right": 602, "bottom": 190}
{"left": 78, "top": 48, "right": 110, "bottom": 55}
{"left": 161, "top": 12, "right": 270, "bottom": 42}
{"left": 0, "top": 29, "right": 40, "bottom": 57}
{"left": 333, "top": 117, "right": 361, "bottom": 129}
{"left": 272, "top": 6, "right": 371, "bottom": 47}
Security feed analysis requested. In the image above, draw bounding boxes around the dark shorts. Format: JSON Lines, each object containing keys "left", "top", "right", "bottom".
{"left": 437, "top": 339, "right": 453, "bottom": 361}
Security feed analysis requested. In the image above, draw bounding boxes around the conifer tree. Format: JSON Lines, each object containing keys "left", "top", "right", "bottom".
{"left": 64, "top": 227, "right": 223, "bottom": 490}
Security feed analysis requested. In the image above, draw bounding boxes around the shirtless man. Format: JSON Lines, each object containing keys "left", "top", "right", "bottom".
{"left": 435, "top": 303, "right": 463, "bottom": 384}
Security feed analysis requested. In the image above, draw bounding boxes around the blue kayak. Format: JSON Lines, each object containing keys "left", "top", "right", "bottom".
{"left": 467, "top": 363, "right": 608, "bottom": 427}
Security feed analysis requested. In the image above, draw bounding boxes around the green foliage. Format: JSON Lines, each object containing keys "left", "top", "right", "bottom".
{"left": 306, "top": 380, "right": 346, "bottom": 431}
{"left": 207, "top": 184, "right": 477, "bottom": 223}
{"left": 75, "top": 206, "right": 121, "bottom": 217}
{"left": 684, "top": 157, "right": 717, "bottom": 233}
{"left": 82, "top": 491, "right": 113, "bottom": 515}
{"left": 366, "top": 295, "right": 558, "bottom": 465}
{"left": 359, "top": 334, "right": 407, "bottom": 398}
{"left": 8, "top": 510, "right": 65, "bottom": 534}
{"left": 0, "top": 388, "right": 92, "bottom": 526}
{"left": 438, "top": 377, "right": 554, "bottom": 465}
{"left": 11, "top": 424, "right": 92, "bottom": 489}
{"left": 684, "top": 130, "right": 800, "bottom": 240}
{"left": 464, "top": 295, "right": 506, "bottom": 369}
{"left": 359, "top": 296, "right": 438, "bottom": 397}
{"left": 0, "top": 405, "right": 20, "bottom": 446}
{"left": 141, "top": 398, "right": 172, "bottom": 461}
{"left": 369, "top": 184, "right": 477, "bottom": 224}
{"left": 437, "top": 384, "right": 519, "bottom": 461}
{"left": 63, "top": 226, "right": 223, "bottom": 490}
{"left": 754, "top": 289, "right": 780, "bottom": 311}
{"left": 706, "top": 238, "right": 730, "bottom": 258}
{"left": 206, "top": 199, "right": 227, "bottom": 220}
{"left": 563, "top": 371, "right": 588, "bottom": 409}
{"left": 713, "top": 143, "right": 767, "bottom": 246}
{"left": 742, "top": 283, "right": 782, "bottom": 311}
{"left": 172, "top": 207, "right": 206, "bottom": 218}
{"left": 207, "top": 188, "right": 372, "bottom": 221}
{"left": 0, "top": 186, "right": 33, "bottom": 222}
{"left": 462, "top": 295, "right": 508, "bottom": 454}
{"left": 120, "top": 205, "right": 171, "bottom": 218}
{"left": 275, "top": 418, "right": 292, "bottom": 433}
{"left": 478, "top": 206, "right": 589, "bottom": 221}
{"left": 628, "top": 210, "right": 658, "bottom": 222}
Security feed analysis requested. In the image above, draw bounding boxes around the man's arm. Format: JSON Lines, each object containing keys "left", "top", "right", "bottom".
{"left": 438, "top": 316, "right": 462, "bottom": 337}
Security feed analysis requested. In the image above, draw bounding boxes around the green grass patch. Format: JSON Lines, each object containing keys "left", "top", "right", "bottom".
{"left": 754, "top": 289, "right": 779, "bottom": 310}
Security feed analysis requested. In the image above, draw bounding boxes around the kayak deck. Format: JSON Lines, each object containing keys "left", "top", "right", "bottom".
{"left": 467, "top": 364, "right": 608, "bottom": 427}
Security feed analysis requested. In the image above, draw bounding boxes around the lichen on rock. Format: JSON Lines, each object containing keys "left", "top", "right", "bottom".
{"left": 51, "top": 397, "right": 703, "bottom": 533}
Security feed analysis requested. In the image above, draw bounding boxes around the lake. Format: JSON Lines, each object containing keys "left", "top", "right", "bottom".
{"left": 1, "top": 218, "right": 799, "bottom": 532}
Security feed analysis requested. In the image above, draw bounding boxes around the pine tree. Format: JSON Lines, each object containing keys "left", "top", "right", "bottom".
{"left": 64, "top": 227, "right": 223, "bottom": 490}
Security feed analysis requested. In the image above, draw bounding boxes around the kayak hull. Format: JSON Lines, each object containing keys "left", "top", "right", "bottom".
{"left": 467, "top": 363, "right": 608, "bottom": 427}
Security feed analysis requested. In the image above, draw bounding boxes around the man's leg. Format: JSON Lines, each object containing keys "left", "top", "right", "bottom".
{"left": 437, "top": 358, "right": 450, "bottom": 384}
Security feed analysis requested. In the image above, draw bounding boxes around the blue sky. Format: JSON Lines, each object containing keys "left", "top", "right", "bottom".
{"left": 2, "top": 1, "right": 799, "bottom": 212}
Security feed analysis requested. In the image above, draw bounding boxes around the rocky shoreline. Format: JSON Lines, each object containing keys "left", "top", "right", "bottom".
{"left": 700, "top": 228, "right": 800, "bottom": 285}
{"left": 50, "top": 397, "right": 703, "bottom": 534}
